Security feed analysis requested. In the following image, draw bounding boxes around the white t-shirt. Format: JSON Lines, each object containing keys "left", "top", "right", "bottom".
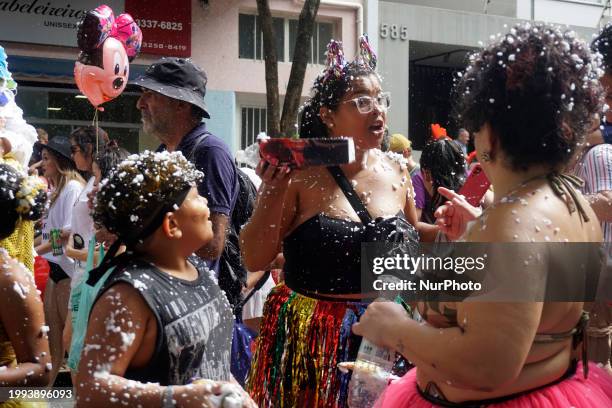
{"left": 242, "top": 274, "right": 275, "bottom": 321}
{"left": 239, "top": 167, "right": 262, "bottom": 190}
{"left": 41, "top": 179, "right": 83, "bottom": 277}
{"left": 69, "top": 176, "right": 96, "bottom": 288}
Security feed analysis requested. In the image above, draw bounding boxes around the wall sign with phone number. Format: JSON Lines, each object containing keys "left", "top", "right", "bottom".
{"left": 135, "top": 19, "right": 183, "bottom": 31}
{"left": 142, "top": 42, "right": 187, "bottom": 51}
{"left": 380, "top": 23, "right": 409, "bottom": 41}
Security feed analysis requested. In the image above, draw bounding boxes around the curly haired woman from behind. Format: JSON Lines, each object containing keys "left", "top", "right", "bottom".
{"left": 354, "top": 23, "right": 612, "bottom": 407}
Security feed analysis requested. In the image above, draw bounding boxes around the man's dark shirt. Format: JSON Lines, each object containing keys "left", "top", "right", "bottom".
{"left": 603, "top": 121, "right": 612, "bottom": 144}
{"left": 157, "top": 123, "right": 239, "bottom": 275}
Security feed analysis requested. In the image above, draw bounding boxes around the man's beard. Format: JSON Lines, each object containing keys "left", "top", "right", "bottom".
{"left": 143, "top": 117, "right": 171, "bottom": 143}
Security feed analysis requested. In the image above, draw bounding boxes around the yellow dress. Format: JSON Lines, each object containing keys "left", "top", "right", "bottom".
{"left": 0, "top": 153, "right": 35, "bottom": 273}
{"left": 0, "top": 219, "right": 34, "bottom": 273}
{"left": 0, "top": 319, "right": 19, "bottom": 407}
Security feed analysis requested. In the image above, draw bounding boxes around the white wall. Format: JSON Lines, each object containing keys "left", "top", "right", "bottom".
{"left": 378, "top": 1, "right": 598, "bottom": 138}
{"left": 517, "top": 0, "right": 607, "bottom": 28}
{"left": 382, "top": 0, "right": 517, "bottom": 17}
{"left": 192, "top": 0, "right": 363, "bottom": 97}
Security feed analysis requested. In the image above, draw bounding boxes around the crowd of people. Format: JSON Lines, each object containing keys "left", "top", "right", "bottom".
{"left": 0, "top": 21, "right": 611, "bottom": 408}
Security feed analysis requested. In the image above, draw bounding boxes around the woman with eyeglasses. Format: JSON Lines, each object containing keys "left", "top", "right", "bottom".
{"left": 241, "top": 37, "right": 419, "bottom": 407}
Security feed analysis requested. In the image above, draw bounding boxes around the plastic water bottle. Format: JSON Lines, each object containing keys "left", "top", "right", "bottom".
{"left": 235, "top": 132, "right": 269, "bottom": 169}
{"left": 235, "top": 141, "right": 261, "bottom": 168}
{"left": 348, "top": 296, "right": 403, "bottom": 407}
{"left": 347, "top": 336, "right": 395, "bottom": 407}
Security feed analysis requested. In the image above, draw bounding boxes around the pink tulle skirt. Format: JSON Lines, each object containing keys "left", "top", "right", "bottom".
{"left": 376, "top": 362, "right": 612, "bottom": 407}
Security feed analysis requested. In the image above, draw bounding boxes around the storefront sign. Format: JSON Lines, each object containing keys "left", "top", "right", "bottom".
{"left": 0, "top": 0, "right": 191, "bottom": 58}
{"left": 0, "top": 0, "right": 123, "bottom": 47}
{"left": 125, "top": 0, "right": 191, "bottom": 57}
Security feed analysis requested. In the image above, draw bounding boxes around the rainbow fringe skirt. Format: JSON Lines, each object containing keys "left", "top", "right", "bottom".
{"left": 247, "top": 284, "right": 368, "bottom": 408}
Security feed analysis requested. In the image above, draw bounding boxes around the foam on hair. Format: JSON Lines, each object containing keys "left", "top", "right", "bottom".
{"left": 0, "top": 164, "right": 47, "bottom": 239}
{"left": 93, "top": 150, "right": 203, "bottom": 239}
{"left": 453, "top": 22, "right": 603, "bottom": 170}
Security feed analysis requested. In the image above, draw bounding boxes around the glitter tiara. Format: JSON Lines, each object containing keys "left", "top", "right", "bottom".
{"left": 321, "top": 34, "right": 378, "bottom": 84}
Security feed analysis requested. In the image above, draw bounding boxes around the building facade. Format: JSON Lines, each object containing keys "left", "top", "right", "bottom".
{"left": 193, "top": 0, "right": 373, "bottom": 152}
{"left": 378, "top": 0, "right": 610, "bottom": 148}
{"left": 0, "top": 0, "right": 373, "bottom": 153}
{"left": 3, "top": 0, "right": 609, "bottom": 152}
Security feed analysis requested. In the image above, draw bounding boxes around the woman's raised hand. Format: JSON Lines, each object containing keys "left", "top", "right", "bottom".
{"left": 256, "top": 159, "right": 292, "bottom": 191}
{"left": 434, "top": 187, "right": 482, "bottom": 241}
{"left": 352, "top": 301, "right": 411, "bottom": 350}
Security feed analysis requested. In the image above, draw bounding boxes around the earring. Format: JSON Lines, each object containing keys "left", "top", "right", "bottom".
{"left": 481, "top": 151, "right": 491, "bottom": 162}
{"left": 329, "top": 123, "right": 335, "bottom": 128}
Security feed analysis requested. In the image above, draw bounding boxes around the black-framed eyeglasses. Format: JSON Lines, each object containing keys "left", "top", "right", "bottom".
{"left": 342, "top": 92, "right": 391, "bottom": 114}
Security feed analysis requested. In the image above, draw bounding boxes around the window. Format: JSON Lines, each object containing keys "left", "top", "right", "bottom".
{"left": 15, "top": 85, "right": 142, "bottom": 152}
{"left": 289, "top": 20, "right": 334, "bottom": 64}
{"left": 241, "top": 107, "right": 267, "bottom": 149}
{"left": 239, "top": 14, "right": 285, "bottom": 61}
{"left": 239, "top": 14, "right": 333, "bottom": 64}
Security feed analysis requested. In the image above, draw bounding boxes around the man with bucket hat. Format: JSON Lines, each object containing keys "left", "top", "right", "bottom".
{"left": 132, "top": 57, "right": 239, "bottom": 282}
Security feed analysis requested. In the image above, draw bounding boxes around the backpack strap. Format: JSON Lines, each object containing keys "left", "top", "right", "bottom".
{"left": 188, "top": 130, "right": 210, "bottom": 162}
{"left": 327, "top": 166, "right": 373, "bottom": 224}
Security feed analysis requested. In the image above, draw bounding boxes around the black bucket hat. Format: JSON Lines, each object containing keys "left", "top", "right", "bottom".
{"left": 43, "top": 136, "right": 73, "bottom": 162}
{"left": 131, "top": 57, "right": 211, "bottom": 119}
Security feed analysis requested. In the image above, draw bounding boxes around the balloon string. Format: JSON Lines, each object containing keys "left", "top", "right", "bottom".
{"left": 92, "top": 108, "right": 99, "bottom": 154}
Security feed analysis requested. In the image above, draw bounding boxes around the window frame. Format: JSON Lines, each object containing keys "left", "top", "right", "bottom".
{"left": 239, "top": 12, "right": 335, "bottom": 65}
{"left": 240, "top": 105, "right": 268, "bottom": 150}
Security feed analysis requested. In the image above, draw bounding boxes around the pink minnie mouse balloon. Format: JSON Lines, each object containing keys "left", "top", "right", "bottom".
{"left": 77, "top": 4, "right": 114, "bottom": 52}
{"left": 75, "top": 4, "right": 142, "bottom": 107}
{"left": 74, "top": 37, "right": 129, "bottom": 107}
{"left": 114, "top": 13, "right": 142, "bottom": 61}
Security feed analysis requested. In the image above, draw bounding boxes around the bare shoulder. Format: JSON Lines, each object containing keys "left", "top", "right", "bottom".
{"left": 467, "top": 181, "right": 601, "bottom": 243}
{"left": 465, "top": 183, "right": 552, "bottom": 243}
{"left": 86, "top": 282, "right": 153, "bottom": 353}
{"left": 573, "top": 188, "right": 603, "bottom": 241}
{"left": 93, "top": 281, "right": 151, "bottom": 317}
{"left": 80, "top": 281, "right": 154, "bottom": 378}
{"left": 465, "top": 201, "right": 526, "bottom": 243}
{"left": 380, "top": 150, "right": 409, "bottom": 172}
{"left": 289, "top": 166, "right": 327, "bottom": 186}
{"left": 371, "top": 150, "right": 410, "bottom": 187}
{"left": 0, "top": 249, "right": 37, "bottom": 298}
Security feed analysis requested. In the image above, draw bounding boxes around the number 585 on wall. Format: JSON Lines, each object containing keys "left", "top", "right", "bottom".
{"left": 380, "top": 23, "right": 408, "bottom": 40}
